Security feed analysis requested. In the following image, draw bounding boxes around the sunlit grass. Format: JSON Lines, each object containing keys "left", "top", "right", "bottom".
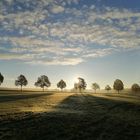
{"left": 0, "top": 90, "right": 140, "bottom": 140}
{"left": 90, "top": 93, "right": 140, "bottom": 104}
{"left": 0, "top": 91, "right": 75, "bottom": 114}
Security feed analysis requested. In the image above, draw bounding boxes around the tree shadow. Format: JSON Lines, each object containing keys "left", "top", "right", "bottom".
{"left": 0, "top": 93, "right": 140, "bottom": 140}
{"left": 104, "top": 94, "right": 140, "bottom": 100}
{"left": 0, "top": 93, "right": 53, "bottom": 103}
{"left": 53, "top": 93, "right": 140, "bottom": 115}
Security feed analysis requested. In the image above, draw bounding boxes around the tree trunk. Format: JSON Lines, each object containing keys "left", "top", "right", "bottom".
{"left": 21, "top": 85, "right": 22, "bottom": 92}
{"left": 79, "top": 88, "right": 81, "bottom": 93}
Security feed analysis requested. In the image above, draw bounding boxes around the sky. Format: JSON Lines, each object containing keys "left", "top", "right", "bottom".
{"left": 0, "top": 0, "right": 140, "bottom": 89}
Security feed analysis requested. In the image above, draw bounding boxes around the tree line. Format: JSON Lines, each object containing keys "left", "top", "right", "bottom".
{"left": 0, "top": 73, "right": 140, "bottom": 93}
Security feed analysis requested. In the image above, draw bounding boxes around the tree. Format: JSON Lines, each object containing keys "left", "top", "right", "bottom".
{"left": 105, "top": 85, "right": 111, "bottom": 92}
{"left": 74, "top": 83, "right": 78, "bottom": 91}
{"left": 57, "top": 79, "right": 66, "bottom": 91}
{"left": 113, "top": 79, "right": 124, "bottom": 93}
{"left": 15, "top": 75, "right": 28, "bottom": 91}
{"left": 0, "top": 73, "right": 4, "bottom": 86}
{"left": 92, "top": 83, "right": 100, "bottom": 93}
{"left": 35, "top": 75, "right": 51, "bottom": 91}
{"left": 74, "top": 77, "right": 87, "bottom": 92}
{"left": 131, "top": 83, "right": 140, "bottom": 93}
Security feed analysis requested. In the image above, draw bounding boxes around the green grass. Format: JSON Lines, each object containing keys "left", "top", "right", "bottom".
{"left": 0, "top": 90, "right": 140, "bottom": 140}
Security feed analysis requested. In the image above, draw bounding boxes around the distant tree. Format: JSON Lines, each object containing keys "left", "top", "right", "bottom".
{"left": 78, "top": 77, "right": 87, "bottom": 92}
{"left": 113, "top": 79, "right": 124, "bottom": 93}
{"left": 131, "top": 83, "right": 140, "bottom": 93}
{"left": 92, "top": 83, "right": 100, "bottom": 93}
{"left": 15, "top": 75, "right": 28, "bottom": 91}
{"left": 74, "top": 77, "right": 87, "bottom": 92}
{"left": 57, "top": 79, "right": 66, "bottom": 91}
{"left": 74, "top": 84, "right": 78, "bottom": 92}
{"left": 105, "top": 85, "right": 111, "bottom": 92}
{"left": 0, "top": 73, "right": 4, "bottom": 86}
{"left": 35, "top": 75, "right": 51, "bottom": 91}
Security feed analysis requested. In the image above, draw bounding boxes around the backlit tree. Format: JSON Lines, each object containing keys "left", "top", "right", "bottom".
{"left": 57, "top": 79, "right": 66, "bottom": 91}
{"left": 92, "top": 83, "right": 100, "bottom": 93}
{"left": 113, "top": 79, "right": 124, "bottom": 93}
{"left": 74, "top": 77, "right": 87, "bottom": 92}
{"left": 15, "top": 75, "right": 28, "bottom": 91}
{"left": 0, "top": 73, "right": 4, "bottom": 86}
{"left": 105, "top": 85, "right": 111, "bottom": 92}
{"left": 131, "top": 83, "right": 140, "bottom": 93}
{"left": 35, "top": 75, "right": 51, "bottom": 91}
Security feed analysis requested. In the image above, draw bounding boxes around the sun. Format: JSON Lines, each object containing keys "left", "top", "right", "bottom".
{"left": 73, "top": 77, "right": 79, "bottom": 83}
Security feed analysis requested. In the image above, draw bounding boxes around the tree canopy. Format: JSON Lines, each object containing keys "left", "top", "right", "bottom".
{"left": 113, "top": 79, "right": 124, "bottom": 93}
{"left": 57, "top": 79, "right": 66, "bottom": 91}
{"left": 35, "top": 75, "right": 51, "bottom": 91}
{"left": 92, "top": 83, "right": 100, "bottom": 93}
{"left": 0, "top": 73, "right": 4, "bottom": 85}
{"left": 74, "top": 77, "right": 87, "bottom": 92}
{"left": 15, "top": 75, "right": 28, "bottom": 91}
{"left": 131, "top": 83, "right": 140, "bottom": 93}
{"left": 105, "top": 85, "right": 111, "bottom": 91}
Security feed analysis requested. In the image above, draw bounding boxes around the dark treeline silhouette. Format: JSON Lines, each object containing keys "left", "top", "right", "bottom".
{"left": 0, "top": 72, "right": 140, "bottom": 93}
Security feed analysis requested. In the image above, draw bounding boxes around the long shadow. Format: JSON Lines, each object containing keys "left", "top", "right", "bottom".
{"left": 0, "top": 93, "right": 53, "bottom": 103}
{"left": 53, "top": 93, "right": 140, "bottom": 114}
{"left": 0, "top": 93, "right": 140, "bottom": 140}
{"left": 104, "top": 93, "right": 140, "bottom": 98}
{"left": 46, "top": 94, "right": 140, "bottom": 140}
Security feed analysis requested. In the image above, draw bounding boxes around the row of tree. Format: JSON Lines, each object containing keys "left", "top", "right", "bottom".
{"left": 0, "top": 73, "right": 140, "bottom": 93}
{"left": 0, "top": 73, "right": 66, "bottom": 92}
{"left": 91, "top": 79, "right": 124, "bottom": 93}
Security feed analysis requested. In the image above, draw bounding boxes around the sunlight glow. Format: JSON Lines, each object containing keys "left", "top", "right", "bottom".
{"left": 73, "top": 77, "right": 79, "bottom": 83}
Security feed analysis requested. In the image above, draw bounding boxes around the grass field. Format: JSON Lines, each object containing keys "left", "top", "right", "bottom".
{"left": 0, "top": 90, "right": 140, "bottom": 140}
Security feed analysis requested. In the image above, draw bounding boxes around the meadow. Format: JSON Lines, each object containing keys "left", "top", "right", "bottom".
{"left": 0, "top": 89, "right": 140, "bottom": 140}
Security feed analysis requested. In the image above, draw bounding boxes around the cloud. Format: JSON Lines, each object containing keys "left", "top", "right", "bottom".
{"left": 87, "top": 7, "right": 140, "bottom": 22}
{"left": 83, "top": 48, "right": 116, "bottom": 58}
{"left": 0, "top": 35, "right": 114, "bottom": 65}
{"left": 50, "top": 5, "right": 65, "bottom": 14}
{"left": 0, "top": 0, "right": 140, "bottom": 65}
{"left": 0, "top": 53, "right": 34, "bottom": 60}
{"left": 49, "top": 22, "right": 140, "bottom": 49}
{"left": 27, "top": 57, "right": 84, "bottom": 66}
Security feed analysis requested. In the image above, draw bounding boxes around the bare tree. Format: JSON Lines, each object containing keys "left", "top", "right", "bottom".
{"left": 0, "top": 73, "right": 4, "bottom": 86}
{"left": 131, "top": 83, "right": 140, "bottom": 93}
{"left": 92, "top": 83, "right": 100, "bottom": 93}
{"left": 105, "top": 85, "right": 111, "bottom": 92}
{"left": 113, "top": 79, "right": 124, "bottom": 93}
{"left": 57, "top": 79, "right": 66, "bottom": 91}
{"left": 35, "top": 75, "right": 51, "bottom": 91}
{"left": 15, "top": 75, "right": 28, "bottom": 91}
